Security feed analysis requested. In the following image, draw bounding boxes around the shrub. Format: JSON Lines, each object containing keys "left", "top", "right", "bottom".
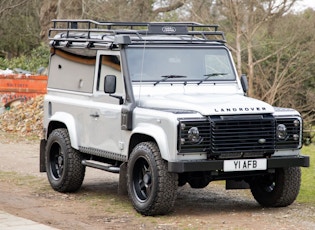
{"left": 0, "top": 44, "right": 50, "bottom": 74}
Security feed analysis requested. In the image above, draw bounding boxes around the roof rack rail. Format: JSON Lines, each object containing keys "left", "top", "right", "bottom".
{"left": 49, "top": 19, "right": 226, "bottom": 48}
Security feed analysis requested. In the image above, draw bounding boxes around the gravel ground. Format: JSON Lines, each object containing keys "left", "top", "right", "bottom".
{"left": 0, "top": 134, "right": 315, "bottom": 230}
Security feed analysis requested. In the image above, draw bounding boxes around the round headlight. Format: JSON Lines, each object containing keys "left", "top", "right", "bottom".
{"left": 277, "top": 124, "right": 287, "bottom": 140}
{"left": 188, "top": 127, "right": 201, "bottom": 143}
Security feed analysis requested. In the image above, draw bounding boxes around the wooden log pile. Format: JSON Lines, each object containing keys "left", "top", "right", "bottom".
{"left": 0, "top": 96, "right": 44, "bottom": 138}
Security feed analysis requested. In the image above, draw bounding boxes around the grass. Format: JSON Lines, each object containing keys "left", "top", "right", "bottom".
{"left": 0, "top": 171, "right": 39, "bottom": 184}
{"left": 298, "top": 144, "right": 315, "bottom": 204}
{"left": 0, "top": 130, "right": 40, "bottom": 143}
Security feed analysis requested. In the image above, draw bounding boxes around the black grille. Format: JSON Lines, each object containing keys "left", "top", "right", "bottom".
{"left": 209, "top": 115, "right": 276, "bottom": 158}
{"left": 178, "top": 115, "right": 302, "bottom": 157}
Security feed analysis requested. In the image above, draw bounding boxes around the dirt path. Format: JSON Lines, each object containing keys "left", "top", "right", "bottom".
{"left": 0, "top": 135, "right": 315, "bottom": 229}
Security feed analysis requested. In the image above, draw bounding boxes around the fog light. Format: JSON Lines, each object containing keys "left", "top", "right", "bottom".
{"left": 181, "top": 138, "right": 185, "bottom": 145}
{"left": 277, "top": 124, "right": 287, "bottom": 140}
{"left": 293, "top": 134, "right": 299, "bottom": 141}
{"left": 293, "top": 119, "right": 300, "bottom": 127}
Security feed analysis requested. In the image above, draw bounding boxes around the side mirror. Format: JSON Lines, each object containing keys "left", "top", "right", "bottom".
{"left": 104, "top": 75, "right": 116, "bottom": 94}
{"left": 240, "top": 74, "right": 248, "bottom": 95}
{"left": 104, "top": 75, "right": 123, "bottom": 105}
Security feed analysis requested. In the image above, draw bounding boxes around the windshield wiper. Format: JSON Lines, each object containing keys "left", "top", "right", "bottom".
{"left": 197, "top": 73, "right": 228, "bottom": 85}
{"left": 154, "top": 75, "right": 187, "bottom": 86}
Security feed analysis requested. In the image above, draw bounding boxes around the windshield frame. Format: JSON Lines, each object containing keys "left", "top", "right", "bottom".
{"left": 125, "top": 45, "right": 237, "bottom": 85}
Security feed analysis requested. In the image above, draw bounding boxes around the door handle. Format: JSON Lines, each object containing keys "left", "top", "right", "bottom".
{"left": 90, "top": 113, "right": 100, "bottom": 118}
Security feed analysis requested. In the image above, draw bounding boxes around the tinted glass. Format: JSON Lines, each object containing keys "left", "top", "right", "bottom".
{"left": 126, "top": 47, "right": 236, "bottom": 83}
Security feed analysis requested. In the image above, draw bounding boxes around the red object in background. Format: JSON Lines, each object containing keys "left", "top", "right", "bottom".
{"left": 0, "top": 74, "right": 47, "bottom": 104}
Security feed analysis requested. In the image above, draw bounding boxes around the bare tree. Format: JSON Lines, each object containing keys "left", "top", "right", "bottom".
{"left": 57, "top": 0, "right": 83, "bottom": 18}
{"left": 81, "top": 0, "right": 184, "bottom": 21}
{"left": 39, "top": 1, "right": 58, "bottom": 40}
{"left": 254, "top": 10, "right": 315, "bottom": 123}
{"left": 39, "top": 0, "right": 83, "bottom": 40}
{"left": 217, "top": 0, "right": 246, "bottom": 76}
{"left": 0, "top": 0, "right": 42, "bottom": 58}
{"left": 183, "top": 0, "right": 314, "bottom": 122}
{"left": 39, "top": 0, "right": 184, "bottom": 40}
{"left": 185, "top": 0, "right": 225, "bottom": 26}
{"left": 0, "top": 0, "right": 28, "bottom": 17}
{"left": 219, "top": 0, "right": 297, "bottom": 97}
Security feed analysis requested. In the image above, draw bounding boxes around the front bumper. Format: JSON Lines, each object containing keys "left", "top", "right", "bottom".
{"left": 168, "top": 155, "right": 310, "bottom": 173}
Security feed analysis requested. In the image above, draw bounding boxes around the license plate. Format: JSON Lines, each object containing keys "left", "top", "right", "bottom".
{"left": 223, "top": 159, "right": 267, "bottom": 172}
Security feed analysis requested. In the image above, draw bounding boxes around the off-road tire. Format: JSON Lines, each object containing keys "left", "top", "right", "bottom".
{"left": 46, "top": 128, "right": 85, "bottom": 192}
{"left": 250, "top": 167, "right": 301, "bottom": 207}
{"left": 127, "top": 142, "right": 178, "bottom": 216}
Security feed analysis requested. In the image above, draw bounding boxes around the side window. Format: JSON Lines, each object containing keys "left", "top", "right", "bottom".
{"left": 96, "top": 55, "right": 122, "bottom": 93}
{"left": 48, "top": 50, "right": 95, "bottom": 93}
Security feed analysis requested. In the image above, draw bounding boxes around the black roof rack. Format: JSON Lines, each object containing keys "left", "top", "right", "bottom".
{"left": 49, "top": 19, "right": 226, "bottom": 48}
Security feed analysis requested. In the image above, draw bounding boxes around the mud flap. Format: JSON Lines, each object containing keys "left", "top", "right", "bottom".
{"left": 118, "top": 162, "right": 128, "bottom": 195}
{"left": 39, "top": 139, "right": 47, "bottom": 172}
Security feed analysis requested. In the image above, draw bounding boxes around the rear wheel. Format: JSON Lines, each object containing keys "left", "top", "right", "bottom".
{"left": 250, "top": 167, "right": 301, "bottom": 207}
{"left": 46, "top": 128, "right": 85, "bottom": 192}
{"left": 127, "top": 142, "right": 178, "bottom": 216}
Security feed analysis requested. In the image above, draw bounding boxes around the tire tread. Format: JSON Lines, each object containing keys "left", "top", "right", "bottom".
{"left": 46, "top": 128, "right": 85, "bottom": 193}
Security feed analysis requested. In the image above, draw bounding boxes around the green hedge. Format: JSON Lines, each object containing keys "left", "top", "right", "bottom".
{"left": 0, "top": 44, "right": 49, "bottom": 74}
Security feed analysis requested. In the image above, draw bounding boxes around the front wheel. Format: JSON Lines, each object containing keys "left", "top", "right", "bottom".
{"left": 250, "top": 167, "right": 301, "bottom": 207}
{"left": 127, "top": 142, "right": 178, "bottom": 216}
{"left": 46, "top": 128, "right": 85, "bottom": 193}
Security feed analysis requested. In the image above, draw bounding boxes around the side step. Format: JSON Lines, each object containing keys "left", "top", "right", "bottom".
{"left": 81, "top": 160, "right": 120, "bottom": 173}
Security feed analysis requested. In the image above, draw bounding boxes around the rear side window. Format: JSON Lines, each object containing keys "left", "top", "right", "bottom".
{"left": 48, "top": 49, "right": 95, "bottom": 93}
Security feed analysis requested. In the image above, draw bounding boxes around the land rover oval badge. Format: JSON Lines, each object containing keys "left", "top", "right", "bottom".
{"left": 162, "top": 26, "right": 176, "bottom": 33}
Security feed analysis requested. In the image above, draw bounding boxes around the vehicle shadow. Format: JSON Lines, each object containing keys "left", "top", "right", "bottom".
{"left": 174, "top": 184, "right": 262, "bottom": 215}
{"left": 77, "top": 169, "right": 265, "bottom": 216}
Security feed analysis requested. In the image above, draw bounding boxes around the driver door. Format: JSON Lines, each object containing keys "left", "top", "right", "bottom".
{"left": 85, "top": 51, "right": 125, "bottom": 155}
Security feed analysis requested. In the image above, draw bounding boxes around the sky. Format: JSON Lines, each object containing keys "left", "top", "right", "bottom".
{"left": 295, "top": 0, "right": 315, "bottom": 10}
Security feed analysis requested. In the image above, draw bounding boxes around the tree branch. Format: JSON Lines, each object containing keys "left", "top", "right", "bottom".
{"left": 152, "top": 1, "right": 184, "bottom": 17}
{"left": 0, "top": 0, "right": 28, "bottom": 16}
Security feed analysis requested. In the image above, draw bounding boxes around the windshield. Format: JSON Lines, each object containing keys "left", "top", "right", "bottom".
{"left": 126, "top": 47, "right": 236, "bottom": 83}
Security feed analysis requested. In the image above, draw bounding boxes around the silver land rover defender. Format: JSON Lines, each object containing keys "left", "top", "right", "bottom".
{"left": 40, "top": 20, "right": 309, "bottom": 216}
